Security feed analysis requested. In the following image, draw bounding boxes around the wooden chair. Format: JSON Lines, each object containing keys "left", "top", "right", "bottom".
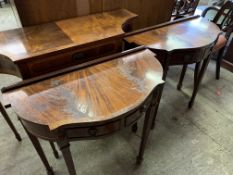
{"left": 172, "top": 0, "right": 200, "bottom": 19}
{"left": 202, "top": 0, "right": 233, "bottom": 79}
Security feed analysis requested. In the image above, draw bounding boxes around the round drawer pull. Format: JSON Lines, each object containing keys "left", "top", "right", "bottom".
{"left": 88, "top": 127, "right": 98, "bottom": 136}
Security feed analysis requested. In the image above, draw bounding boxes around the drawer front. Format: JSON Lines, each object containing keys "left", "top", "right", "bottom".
{"left": 125, "top": 110, "right": 142, "bottom": 127}
{"left": 21, "top": 40, "right": 122, "bottom": 78}
{"left": 66, "top": 120, "right": 121, "bottom": 139}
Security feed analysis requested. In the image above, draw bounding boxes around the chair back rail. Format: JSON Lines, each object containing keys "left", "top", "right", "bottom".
{"left": 173, "top": 0, "right": 200, "bottom": 17}
{"left": 212, "top": 0, "right": 233, "bottom": 35}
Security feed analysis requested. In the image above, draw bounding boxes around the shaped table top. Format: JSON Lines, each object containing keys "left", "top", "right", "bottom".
{"left": 0, "top": 9, "right": 137, "bottom": 63}
{"left": 2, "top": 49, "right": 164, "bottom": 130}
{"left": 125, "top": 16, "right": 221, "bottom": 52}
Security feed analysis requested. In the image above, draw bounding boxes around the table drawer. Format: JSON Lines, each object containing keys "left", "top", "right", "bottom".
{"left": 66, "top": 120, "right": 121, "bottom": 139}
{"left": 21, "top": 40, "right": 122, "bottom": 78}
{"left": 125, "top": 110, "right": 142, "bottom": 126}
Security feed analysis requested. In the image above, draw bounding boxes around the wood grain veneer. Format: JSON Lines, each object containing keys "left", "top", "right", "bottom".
{"left": 2, "top": 49, "right": 164, "bottom": 130}
{"left": 1, "top": 48, "right": 164, "bottom": 175}
{"left": 0, "top": 9, "right": 137, "bottom": 78}
{"left": 125, "top": 17, "right": 221, "bottom": 52}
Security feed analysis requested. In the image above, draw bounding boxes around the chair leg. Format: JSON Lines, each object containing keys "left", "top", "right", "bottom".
{"left": 177, "top": 64, "right": 188, "bottom": 90}
{"left": 216, "top": 48, "right": 224, "bottom": 80}
{"left": 49, "top": 141, "right": 59, "bottom": 159}
{"left": 189, "top": 57, "right": 211, "bottom": 108}
{"left": 0, "top": 103, "right": 22, "bottom": 141}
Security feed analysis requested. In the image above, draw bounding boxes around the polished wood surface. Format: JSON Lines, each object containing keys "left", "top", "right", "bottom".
{"left": 125, "top": 16, "right": 221, "bottom": 52}
{"left": 2, "top": 48, "right": 164, "bottom": 175}
{"left": 2, "top": 49, "right": 163, "bottom": 130}
{"left": 0, "top": 9, "right": 136, "bottom": 78}
{"left": 0, "top": 9, "right": 135, "bottom": 62}
{"left": 12, "top": 0, "right": 174, "bottom": 29}
{"left": 125, "top": 16, "right": 221, "bottom": 109}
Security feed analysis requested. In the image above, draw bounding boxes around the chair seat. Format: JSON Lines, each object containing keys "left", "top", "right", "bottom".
{"left": 213, "top": 34, "right": 227, "bottom": 52}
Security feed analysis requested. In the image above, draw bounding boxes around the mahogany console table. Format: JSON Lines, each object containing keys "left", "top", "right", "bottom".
{"left": 0, "top": 9, "right": 136, "bottom": 145}
{"left": 1, "top": 48, "right": 164, "bottom": 175}
{"left": 0, "top": 9, "right": 137, "bottom": 79}
{"left": 125, "top": 16, "right": 221, "bottom": 109}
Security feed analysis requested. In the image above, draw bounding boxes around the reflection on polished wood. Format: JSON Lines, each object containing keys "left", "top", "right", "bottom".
{"left": 3, "top": 49, "right": 163, "bottom": 130}
{"left": 125, "top": 16, "right": 220, "bottom": 52}
{"left": 2, "top": 48, "right": 164, "bottom": 175}
{"left": 0, "top": 9, "right": 137, "bottom": 78}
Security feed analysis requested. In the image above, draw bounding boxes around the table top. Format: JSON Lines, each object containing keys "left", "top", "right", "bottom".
{"left": 0, "top": 9, "right": 136, "bottom": 63}
{"left": 2, "top": 49, "right": 164, "bottom": 130}
{"left": 125, "top": 16, "right": 221, "bottom": 52}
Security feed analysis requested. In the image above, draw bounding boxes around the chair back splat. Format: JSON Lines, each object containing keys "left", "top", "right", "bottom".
{"left": 173, "top": 0, "right": 200, "bottom": 18}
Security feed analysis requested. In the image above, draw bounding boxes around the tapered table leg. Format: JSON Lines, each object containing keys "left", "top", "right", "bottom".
{"left": 57, "top": 140, "right": 77, "bottom": 175}
{"left": 216, "top": 48, "right": 224, "bottom": 80}
{"left": 189, "top": 57, "right": 211, "bottom": 108}
{"left": 136, "top": 104, "right": 153, "bottom": 164}
{"left": 150, "top": 53, "right": 169, "bottom": 129}
{"left": 22, "top": 126, "right": 54, "bottom": 175}
{"left": 194, "top": 62, "right": 201, "bottom": 87}
{"left": 49, "top": 141, "right": 59, "bottom": 159}
{"left": 151, "top": 85, "right": 164, "bottom": 129}
{"left": 177, "top": 64, "right": 187, "bottom": 90}
{"left": 0, "top": 103, "right": 21, "bottom": 141}
{"left": 131, "top": 123, "right": 138, "bottom": 133}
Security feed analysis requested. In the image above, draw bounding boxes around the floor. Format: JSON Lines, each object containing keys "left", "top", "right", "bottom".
{"left": 0, "top": 60, "right": 233, "bottom": 175}
{"left": 0, "top": 3, "right": 18, "bottom": 31}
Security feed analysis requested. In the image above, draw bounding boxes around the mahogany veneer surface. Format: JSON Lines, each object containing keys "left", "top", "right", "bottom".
{"left": 125, "top": 17, "right": 221, "bottom": 51}
{"left": 2, "top": 49, "right": 163, "bottom": 130}
{"left": 0, "top": 9, "right": 136, "bottom": 62}
{"left": 0, "top": 9, "right": 137, "bottom": 78}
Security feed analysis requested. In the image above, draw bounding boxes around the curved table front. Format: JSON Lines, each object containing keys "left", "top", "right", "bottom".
{"left": 125, "top": 16, "right": 221, "bottom": 108}
{"left": 2, "top": 48, "right": 164, "bottom": 175}
{"left": 125, "top": 16, "right": 220, "bottom": 52}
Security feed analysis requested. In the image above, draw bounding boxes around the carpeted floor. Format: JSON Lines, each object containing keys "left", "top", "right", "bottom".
{"left": 0, "top": 61, "right": 233, "bottom": 175}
